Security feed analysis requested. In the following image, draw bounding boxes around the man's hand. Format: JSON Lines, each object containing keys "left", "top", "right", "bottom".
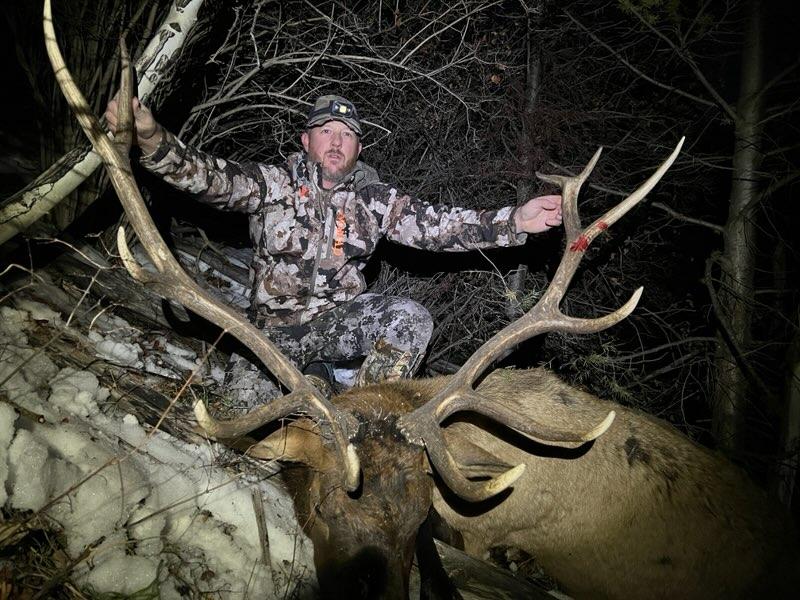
{"left": 514, "top": 194, "right": 563, "bottom": 234}
{"left": 104, "top": 95, "right": 162, "bottom": 154}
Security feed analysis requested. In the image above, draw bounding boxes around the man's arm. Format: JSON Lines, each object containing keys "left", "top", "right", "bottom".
{"left": 367, "top": 186, "right": 562, "bottom": 252}
{"left": 105, "top": 97, "right": 282, "bottom": 213}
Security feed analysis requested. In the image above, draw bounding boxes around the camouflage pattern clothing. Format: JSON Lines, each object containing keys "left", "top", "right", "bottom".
{"left": 140, "top": 130, "right": 527, "bottom": 384}
{"left": 262, "top": 293, "right": 432, "bottom": 375}
{"left": 141, "top": 130, "right": 527, "bottom": 329}
{"left": 225, "top": 292, "right": 432, "bottom": 403}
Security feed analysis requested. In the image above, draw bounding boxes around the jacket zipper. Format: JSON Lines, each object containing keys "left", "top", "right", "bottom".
{"left": 304, "top": 189, "right": 334, "bottom": 314}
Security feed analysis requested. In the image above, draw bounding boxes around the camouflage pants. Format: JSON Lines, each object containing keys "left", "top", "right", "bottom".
{"left": 264, "top": 293, "right": 433, "bottom": 376}
{"left": 225, "top": 293, "right": 433, "bottom": 403}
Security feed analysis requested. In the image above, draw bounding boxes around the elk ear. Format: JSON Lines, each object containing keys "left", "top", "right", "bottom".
{"left": 430, "top": 429, "right": 513, "bottom": 478}
{"left": 247, "top": 419, "right": 328, "bottom": 470}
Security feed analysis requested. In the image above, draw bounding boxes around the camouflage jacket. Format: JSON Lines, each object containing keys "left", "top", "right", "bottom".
{"left": 141, "top": 131, "right": 527, "bottom": 326}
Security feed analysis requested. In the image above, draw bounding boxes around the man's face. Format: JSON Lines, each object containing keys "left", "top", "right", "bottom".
{"left": 301, "top": 120, "right": 362, "bottom": 188}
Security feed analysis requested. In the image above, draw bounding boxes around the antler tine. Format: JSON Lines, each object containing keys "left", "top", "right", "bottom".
{"left": 539, "top": 138, "right": 684, "bottom": 311}
{"left": 416, "top": 399, "right": 617, "bottom": 503}
{"left": 542, "top": 146, "right": 604, "bottom": 245}
{"left": 194, "top": 390, "right": 305, "bottom": 438}
{"left": 421, "top": 419, "right": 527, "bottom": 503}
{"left": 399, "top": 139, "right": 683, "bottom": 502}
{"left": 43, "top": 0, "right": 360, "bottom": 492}
{"left": 404, "top": 391, "right": 616, "bottom": 503}
{"left": 114, "top": 38, "right": 134, "bottom": 153}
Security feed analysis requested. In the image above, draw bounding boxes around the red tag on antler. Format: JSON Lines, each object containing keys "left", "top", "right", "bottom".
{"left": 570, "top": 235, "right": 590, "bottom": 252}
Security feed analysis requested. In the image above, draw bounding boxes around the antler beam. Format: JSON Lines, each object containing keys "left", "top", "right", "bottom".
{"left": 399, "top": 138, "right": 685, "bottom": 502}
{"left": 43, "top": 0, "right": 360, "bottom": 491}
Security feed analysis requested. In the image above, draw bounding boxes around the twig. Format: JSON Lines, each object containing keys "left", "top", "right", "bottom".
{"left": 562, "top": 9, "right": 717, "bottom": 110}
{"left": 32, "top": 536, "right": 105, "bottom": 600}
{"left": 625, "top": 4, "right": 737, "bottom": 122}
{"left": 600, "top": 336, "right": 717, "bottom": 364}
{"left": 251, "top": 488, "right": 275, "bottom": 588}
{"left": 651, "top": 201, "right": 724, "bottom": 234}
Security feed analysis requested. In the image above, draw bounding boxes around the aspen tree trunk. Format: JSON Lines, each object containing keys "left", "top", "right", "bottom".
{"left": 775, "top": 325, "right": 800, "bottom": 508}
{"left": 0, "top": 0, "right": 205, "bottom": 246}
{"left": 711, "top": 0, "right": 764, "bottom": 455}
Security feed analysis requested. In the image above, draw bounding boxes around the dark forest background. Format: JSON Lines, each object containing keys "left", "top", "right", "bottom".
{"left": 1, "top": 0, "right": 798, "bottom": 514}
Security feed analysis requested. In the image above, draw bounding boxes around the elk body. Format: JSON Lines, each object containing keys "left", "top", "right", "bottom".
{"left": 42, "top": 2, "right": 797, "bottom": 598}
{"left": 254, "top": 370, "right": 798, "bottom": 599}
{"left": 430, "top": 368, "right": 799, "bottom": 599}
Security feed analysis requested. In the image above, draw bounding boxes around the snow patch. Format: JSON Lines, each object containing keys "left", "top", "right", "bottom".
{"left": 81, "top": 552, "right": 159, "bottom": 597}
{"left": 0, "top": 306, "right": 60, "bottom": 418}
{"left": 48, "top": 367, "right": 107, "bottom": 417}
{"left": 94, "top": 338, "right": 143, "bottom": 367}
{"left": 0, "top": 302, "right": 315, "bottom": 598}
{"left": 7, "top": 428, "right": 50, "bottom": 511}
{"left": 14, "top": 299, "right": 64, "bottom": 325}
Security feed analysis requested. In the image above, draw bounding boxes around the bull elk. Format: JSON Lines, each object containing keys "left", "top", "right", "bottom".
{"left": 44, "top": 2, "right": 797, "bottom": 598}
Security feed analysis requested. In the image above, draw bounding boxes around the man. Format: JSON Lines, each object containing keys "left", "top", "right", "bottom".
{"left": 105, "top": 94, "right": 562, "bottom": 395}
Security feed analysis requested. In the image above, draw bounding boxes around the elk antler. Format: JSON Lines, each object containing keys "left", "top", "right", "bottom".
{"left": 43, "top": 0, "right": 360, "bottom": 491}
{"left": 399, "top": 138, "right": 685, "bottom": 502}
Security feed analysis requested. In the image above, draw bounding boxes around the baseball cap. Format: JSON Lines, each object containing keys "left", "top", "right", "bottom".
{"left": 305, "top": 95, "right": 362, "bottom": 135}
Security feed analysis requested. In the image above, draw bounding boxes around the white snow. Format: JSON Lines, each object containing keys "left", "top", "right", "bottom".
{"left": 0, "top": 306, "right": 61, "bottom": 420}
{"left": 48, "top": 367, "right": 107, "bottom": 417}
{"left": 94, "top": 338, "right": 143, "bottom": 367}
{"left": 14, "top": 298, "right": 64, "bottom": 325}
{"left": 0, "top": 299, "right": 315, "bottom": 598}
{"left": 6, "top": 428, "right": 50, "bottom": 511}
{"left": 334, "top": 366, "right": 359, "bottom": 388}
{"left": 81, "top": 550, "right": 159, "bottom": 597}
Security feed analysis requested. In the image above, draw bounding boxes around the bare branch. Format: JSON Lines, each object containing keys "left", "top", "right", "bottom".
{"left": 562, "top": 9, "right": 717, "bottom": 111}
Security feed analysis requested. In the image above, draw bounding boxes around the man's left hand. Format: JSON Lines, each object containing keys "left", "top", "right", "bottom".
{"left": 514, "top": 195, "right": 563, "bottom": 234}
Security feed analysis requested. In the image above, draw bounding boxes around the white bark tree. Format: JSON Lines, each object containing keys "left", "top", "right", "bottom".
{"left": 0, "top": 0, "right": 205, "bottom": 246}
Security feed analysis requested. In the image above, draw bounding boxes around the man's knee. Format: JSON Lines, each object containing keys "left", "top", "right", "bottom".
{"left": 383, "top": 297, "right": 433, "bottom": 353}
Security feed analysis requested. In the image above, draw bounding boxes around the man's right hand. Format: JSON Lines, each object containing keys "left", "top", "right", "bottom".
{"left": 104, "top": 95, "right": 162, "bottom": 155}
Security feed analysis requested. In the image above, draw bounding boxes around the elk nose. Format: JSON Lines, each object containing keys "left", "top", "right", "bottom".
{"left": 318, "top": 547, "right": 391, "bottom": 599}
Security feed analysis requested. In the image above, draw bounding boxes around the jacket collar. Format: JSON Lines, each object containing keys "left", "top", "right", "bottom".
{"left": 288, "top": 151, "right": 381, "bottom": 193}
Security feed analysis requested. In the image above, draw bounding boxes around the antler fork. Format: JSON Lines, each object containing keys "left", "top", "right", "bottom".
{"left": 399, "top": 139, "right": 685, "bottom": 502}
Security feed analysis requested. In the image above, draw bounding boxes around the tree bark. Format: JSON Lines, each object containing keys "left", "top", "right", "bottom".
{"left": 0, "top": 0, "right": 206, "bottom": 247}
{"left": 775, "top": 322, "right": 800, "bottom": 508}
{"left": 507, "top": 0, "right": 544, "bottom": 320}
{"left": 711, "top": 0, "right": 764, "bottom": 455}
{"left": 432, "top": 539, "right": 553, "bottom": 599}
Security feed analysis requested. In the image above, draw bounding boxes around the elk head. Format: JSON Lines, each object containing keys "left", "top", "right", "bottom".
{"left": 44, "top": 1, "right": 683, "bottom": 596}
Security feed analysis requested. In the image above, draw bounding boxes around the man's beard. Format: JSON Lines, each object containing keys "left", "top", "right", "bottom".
{"left": 314, "top": 150, "right": 358, "bottom": 185}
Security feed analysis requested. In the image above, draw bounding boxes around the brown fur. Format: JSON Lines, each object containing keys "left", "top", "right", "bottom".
{"left": 262, "top": 369, "right": 798, "bottom": 599}
{"left": 272, "top": 384, "right": 433, "bottom": 599}
{"left": 429, "top": 368, "right": 799, "bottom": 599}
